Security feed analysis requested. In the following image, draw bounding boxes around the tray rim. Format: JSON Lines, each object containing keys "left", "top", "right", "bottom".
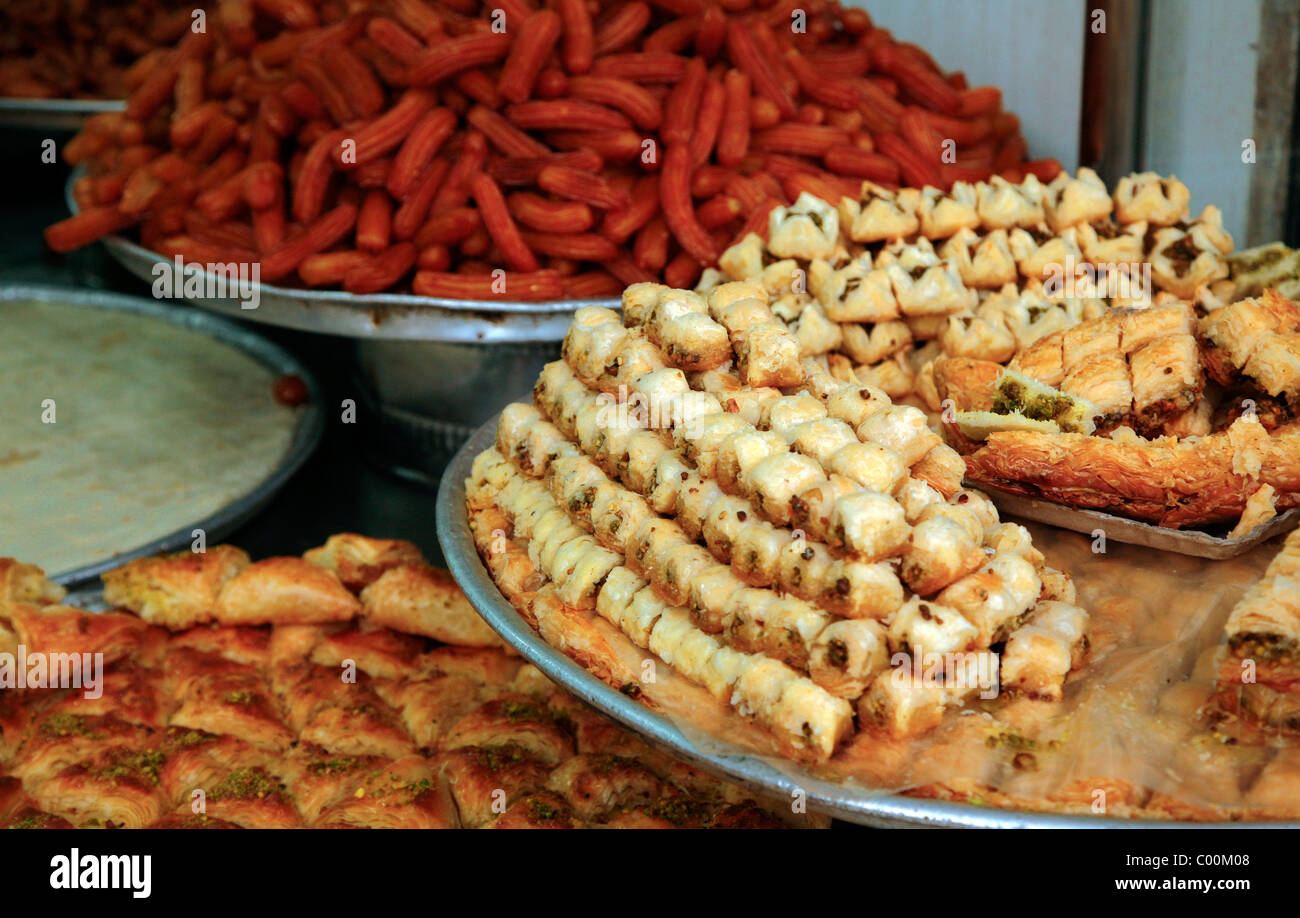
{"left": 973, "top": 485, "right": 1300, "bottom": 560}
{"left": 436, "top": 410, "right": 1293, "bottom": 828}
{"left": 65, "top": 169, "right": 617, "bottom": 343}
{"left": 2, "top": 282, "right": 325, "bottom": 586}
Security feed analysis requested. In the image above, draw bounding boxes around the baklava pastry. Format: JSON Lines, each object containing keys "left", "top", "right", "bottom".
{"left": 1148, "top": 225, "right": 1230, "bottom": 299}
{"left": 1075, "top": 216, "right": 1147, "bottom": 266}
{"left": 1008, "top": 224, "right": 1084, "bottom": 280}
{"left": 940, "top": 228, "right": 1019, "bottom": 288}
{"left": 1113, "top": 172, "right": 1191, "bottom": 225}
{"left": 917, "top": 181, "right": 981, "bottom": 239}
{"left": 975, "top": 175, "right": 1046, "bottom": 229}
{"left": 839, "top": 181, "right": 921, "bottom": 243}
{"left": 809, "top": 258, "right": 900, "bottom": 322}
{"left": 839, "top": 319, "right": 912, "bottom": 365}
{"left": 103, "top": 546, "right": 251, "bottom": 630}
{"left": 1044, "top": 167, "right": 1113, "bottom": 230}
{"left": 767, "top": 192, "right": 840, "bottom": 261}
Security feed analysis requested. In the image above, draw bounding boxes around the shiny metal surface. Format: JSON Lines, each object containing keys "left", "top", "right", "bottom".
{"left": 67, "top": 170, "right": 616, "bottom": 343}
{"left": 437, "top": 413, "right": 1283, "bottom": 828}
{"left": 0, "top": 283, "right": 325, "bottom": 587}
{"left": 0, "top": 97, "right": 124, "bottom": 131}
{"left": 977, "top": 486, "right": 1300, "bottom": 559}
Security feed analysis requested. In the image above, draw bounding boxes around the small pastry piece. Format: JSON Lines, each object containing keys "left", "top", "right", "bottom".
{"left": 938, "top": 311, "right": 1017, "bottom": 363}
{"left": 1038, "top": 566, "right": 1077, "bottom": 603}
{"left": 1113, "top": 172, "right": 1190, "bottom": 225}
{"left": 976, "top": 175, "right": 1046, "bottom": 229}
{"left": 1044, "top": 166, "right": 1113, "bottom": 230}
{"left": 769, "top": 678, "right": 855, "bottom": 759}
{"left": 304, "top": 534, "right": 425, "bottom": 591}
{"left": 839, "top": 182, "right": 920, "bottom": 243}
{"left": 999, "top": 625, "right": 1072, "bottom": 701}
{"left": 888, "top": 595, "right": 979, "bottom": 656}
{"left": 932, "top": 356, "right": 1004, "bottom": 412}
{"left": 1060, "top": 312, "right": 1121, "bottom": 372}
{"left": 1148, "top": 225, "right": 1229, "bottom": 298}
{"left": 767, "top": 192, "right": 839, "bottom": 260}
{"left": 361, "top": 564, "right": 503, "bottom": 647}
{"left": 827, "top": 490, "right": 910, "bottom": 560}
{"left": 1118, "top": 302, "right": 1194, "bottom": 354}
{"left": 764, "top": 392, "right": 828, "bottom": 437}
{"left": 811, "top": 259, "right": 900, "bottom": 322}
{"left": 1243, "top": 332, "right": 1300, "bottom": 404}
{"left": 787, "top": 419, "right": 858, "bottom": 466}
{"left": 212, "top": 557, "right": 359, "bottom": 626}
{"left": 1060, "top": 354, "right": 1133, "bottom": 428}
{"left": 716, "top": 428, "right": 788, "bottom": 495}
{"left": 984, "top": 523, "right": 1045, "bottom": 569}
{"left": 1229, "top": 242, "right": 1300, "bottom": 299}
{"left": 791, "top": 301, "right": 844, "bottom": 356}
{"left": 1008, "top": 224, "right": 1084, "bottom": 280}
{"left": 102, "top": 546, "right": 251, "bottom": 630}
{"left": 621, "top": 283, "right": 664, "bottom": 327}
{"left": 1226, "top": 484, "right": 1278, "bottom": 539}
{"left": 735, "top": 322, "right": 805, "bottom": 388}
{"left": 1129, "top": 335, "right": 1203, "bottom": 431}
{"left": 1076, "top": 216, "right": 1146, "bottom": 266}
{"left": 0, "top": 559, "right": 66, "bottom": 605}
{"left": 917, "top": 181, "right": 980, "bottom": 239}
{"left": 940, "top": 228, "right": 1018, "bottom": 289}
{"left": 858, "top": 405, "right": 941, "bottom": 466}
{"left": 826, "top": 441, "right": 908, "bottom": 494}
{"left": 823, "top": 381, "right": 890, "bottom": 428}
{"left": 936, "top": 567, "right": 1033, "bottom": 646}
{"left": 887, "top": 255, "right": 977, "bottom": 317}
{"left": 1007, "top": 329, "right": 1066, "bottom": 387}
{"left": 1198, "top": 290, "right": 1300, "bottom": 384}
{"left": 718, "top": 234, "right": 764, "bottom": 282}
{"left": 858, "top": 669, "right": 949, "bottom": 738}
{"left": 818, "top": 559, "right": 905, "bottom": 621}
{"left": 895, "top": 477, "right": 946, "bottom": 522}
{"left": 989, "top": 370, "right": 1098, "bottom": 434}
{"left": 898, "top": 517, "right": 986, "bottom": 596}
{"left": 911, "top": 444, "right": 966, "bottom": 499}
{"left": 840, "top": 320, "right": 913, "bottom": 366}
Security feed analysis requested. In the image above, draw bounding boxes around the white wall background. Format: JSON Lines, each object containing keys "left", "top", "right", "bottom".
{"left": 1142, "top": 0, "right": 1264, "bottom": 245}
{"left": 851, "top": 0, "right": 1086, "bottom": 170}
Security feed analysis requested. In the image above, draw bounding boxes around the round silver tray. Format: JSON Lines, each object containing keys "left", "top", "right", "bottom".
{"left": 0, "top": 97, "right": 124, "bottom": 131}
{"left": 437, "top": 412, "right": 1286, "bottom": 828}
{"left": 65, "top": 171, "right": 617, "bottom": 343}
{"left": 2, "top": 283, "right": 325, "bottom": 586}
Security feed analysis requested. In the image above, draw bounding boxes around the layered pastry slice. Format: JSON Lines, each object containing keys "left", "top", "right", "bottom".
{"left": 0, "top": 536, "right": 804, "bottom": 829}
{"left": 1211, "top": 528, "right": 1300, "bottom": 740}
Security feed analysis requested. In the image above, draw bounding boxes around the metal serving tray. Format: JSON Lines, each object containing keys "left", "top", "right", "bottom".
{"left": 0, "top": 283, "right": 324, "bottom": 586}
{"left": 65, "top": 171, "right": 617, "bottom": 343}
{"left": 0, "top": 97, "right": 124, "bottom": 131}
{"left": 976, "top": 487, "right": 1300, "bottom": 560}
{"left": 437, "top": 413, "right": 1290, "bottom": 828}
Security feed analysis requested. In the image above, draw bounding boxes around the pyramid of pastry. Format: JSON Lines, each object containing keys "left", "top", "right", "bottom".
{"left": 698, "top": 171, "right": 1234, "bottom": 404}
{"left": 467, "top": 282, "right": 1089, "bottom": 763}
{"left": 0, "top": 537, "right": 800, "bottom": 829}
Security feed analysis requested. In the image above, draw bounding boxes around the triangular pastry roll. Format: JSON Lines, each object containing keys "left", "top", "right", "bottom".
{"left": 917, "top": 181, "right": 980, "bottom": 239}
{"left": 1148, "top": 224, "right": 1230, "bottom": 298}
{"left": 1044, "top": 167, "right": 1113, "bottom": 231}
{"left": 940, "top": 227, "right": 1018, "bottom": 288}
{"left": 975, "top": 174, "right": 1046, "bottom": 229}
{"left": 767, "top": 192, "right": 840, "bottom": 260}
{"left": 1113, "top": 171, "right": 1190, "bottom": 225}
{"left": 839, "top": 181, "right": 921, "bottom": 243}
{"left": 1076, "top": 216, "right": 1147, "bottom": 266}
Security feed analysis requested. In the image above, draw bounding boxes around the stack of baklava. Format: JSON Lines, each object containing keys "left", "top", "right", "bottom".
{"left": 467, "top": 282, "right": 1089, "bottom": 762}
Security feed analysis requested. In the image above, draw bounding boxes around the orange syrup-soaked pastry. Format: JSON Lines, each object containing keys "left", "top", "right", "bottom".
{"left": 0, "top": 535, "right": 806, "bottom": 829}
